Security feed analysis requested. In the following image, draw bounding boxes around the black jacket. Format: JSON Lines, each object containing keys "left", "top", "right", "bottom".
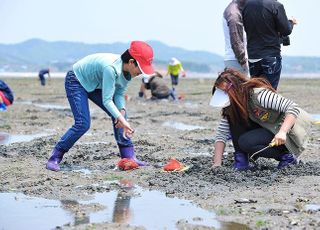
{"left": 242, "top": 0, "right": 294, "bottom": 59}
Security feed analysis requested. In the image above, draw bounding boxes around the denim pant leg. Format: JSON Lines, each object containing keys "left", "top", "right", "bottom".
{"left": 249, "top": 57, "right": 282, "bottom": 90}
{"left": 169, "top": 89, "right": 176, "bottom": 100}
{"left": 55, "top": 71, "right": 91, "bottom": 152}
{"left": 238, "top": 128, "right": 288, "bottom": 159}
{"left": 249, "top": 61, "right": 262, "bottom": 79}
{"left": 260, "top": 56, "right": 282, "bottom": 90}
{"left": 87, "top": 89, "right": 133, "bottom": 147}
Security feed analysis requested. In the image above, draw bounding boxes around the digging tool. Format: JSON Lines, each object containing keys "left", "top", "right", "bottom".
{"left": 249, "top": 142, "right": 276, "bottom": 165}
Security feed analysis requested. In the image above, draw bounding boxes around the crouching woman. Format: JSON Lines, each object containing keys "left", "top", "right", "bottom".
{"left": 210, "top": 68, "right": 311, "bottom": 170}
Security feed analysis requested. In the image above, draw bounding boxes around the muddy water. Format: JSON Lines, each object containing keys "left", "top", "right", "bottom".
{"left": 0, "top": 132, "right": 51, "bottom": 145}
{"left": 0, "top": 193, "right": 72, "bottom": 229}
{"left": 162, "top": 121, "right": 205, "bottom": 131}
{"left": 0, "top": 185, "right": 250, "bottom": 230}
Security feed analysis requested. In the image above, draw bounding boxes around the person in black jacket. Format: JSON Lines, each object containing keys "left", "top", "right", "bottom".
{"left": 242, "top": 0, "right": 297, "bottom": 89}
{"left": 38, "top": 68, "right": 51, "bottom": 86}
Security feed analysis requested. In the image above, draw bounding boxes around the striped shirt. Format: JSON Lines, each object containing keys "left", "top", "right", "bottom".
{"left": 214, "top": 89, "right": 300, "bottom": 143}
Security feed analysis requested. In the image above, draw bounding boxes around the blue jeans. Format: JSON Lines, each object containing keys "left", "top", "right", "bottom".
{"left": 238, "top": 128, "right": 288, "bottom": 159}
{"left": 170, "top": 74, "right": 179, "bottom": 86}
{"left": 55, "top": 71, "right": 133, "bottom": 153}
{"left": 249, "top": 56, "right": 282, "bottom": 90}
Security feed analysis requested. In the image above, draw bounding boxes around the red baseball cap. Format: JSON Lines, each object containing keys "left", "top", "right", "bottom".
{"left": 128, "top": 41, "right": 154, "bottom": 75}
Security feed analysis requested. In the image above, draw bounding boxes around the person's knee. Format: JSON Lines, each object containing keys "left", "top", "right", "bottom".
{"left": 75, "top": 121, "right": 90, "bottom": 134}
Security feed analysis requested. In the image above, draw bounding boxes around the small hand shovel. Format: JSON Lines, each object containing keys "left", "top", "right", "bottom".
{"left": 249, "top": 142, "right": 276, "bottom": 165}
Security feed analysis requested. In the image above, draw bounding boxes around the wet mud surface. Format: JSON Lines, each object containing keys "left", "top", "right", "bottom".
{"left": 1, "top": 77, "right": 320, "bottom": 229}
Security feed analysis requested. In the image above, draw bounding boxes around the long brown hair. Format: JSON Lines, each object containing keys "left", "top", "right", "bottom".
{"left": 213, "top": 68, "right": 276, "bottom": 125}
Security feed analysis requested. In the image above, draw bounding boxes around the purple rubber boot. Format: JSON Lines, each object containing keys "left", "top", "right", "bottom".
{"left": 233, "top": 151, "right": 250, "bottom": 170}
{"left": 119, "top": 146, "right": 148, "bottom": 166}
{"left": 46, "top": 148, "right": 65, "bottom": 172}
{"left": 277, "top": 153, "right": 297, "bottom": 169}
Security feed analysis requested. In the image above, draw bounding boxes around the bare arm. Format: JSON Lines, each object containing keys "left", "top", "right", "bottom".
{"left": 213, "top": 141, "right": 226, "bottom": 167}
{"left": 273, "top": 113, "right": 297, "bottom": 146}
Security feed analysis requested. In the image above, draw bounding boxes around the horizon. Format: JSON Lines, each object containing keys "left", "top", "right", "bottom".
{"left": 2, "top": 38, "right": 320, "bottom": 59}
{"left": 1, "top": 0, "right": 320, "bottom": 57}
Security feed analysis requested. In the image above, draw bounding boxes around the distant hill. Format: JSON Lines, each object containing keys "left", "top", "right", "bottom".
{"left": 0, "top": 39, "right": 320, "bottom": 75}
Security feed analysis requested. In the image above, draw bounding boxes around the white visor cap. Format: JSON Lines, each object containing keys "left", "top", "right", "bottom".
{"left": 209, "top": 88, "right": 230, "bottom": 108}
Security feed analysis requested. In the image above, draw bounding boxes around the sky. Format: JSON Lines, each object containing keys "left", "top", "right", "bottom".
{"left": 1, "top": 0, "right": 319, "bottom": 57}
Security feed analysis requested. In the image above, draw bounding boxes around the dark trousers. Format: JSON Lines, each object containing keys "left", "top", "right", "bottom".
{"left": 39, "top": 74, "right": 46, "bottom": 86}
{"left": 249, "top": 56, "right": 282, "bottom": 90}
{"left": 238, "top": 128, "right": 288, "bottom": 159}
{"left": 55, "top": 71, "right": 132, "bottom": 152}
{"left": 170, "top": 74, "right": 179, "bottom": 86}
{"left": 151, "top": 90, "right": 176, "bottom": 100}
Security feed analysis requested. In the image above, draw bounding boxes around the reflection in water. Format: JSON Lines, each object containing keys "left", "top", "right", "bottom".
{"left": 112, "top": 179, "right": 134, "bottom": 224}
{"left": 112, "top": 192, "right": 132, "bottom": 224}
{"left": 60, "top": 200, "right": 90, "bottom": 226}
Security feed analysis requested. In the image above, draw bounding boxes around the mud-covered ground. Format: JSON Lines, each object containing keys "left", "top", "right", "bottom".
{"left": 1, "top": 76, "right": 320, "bottom": 229}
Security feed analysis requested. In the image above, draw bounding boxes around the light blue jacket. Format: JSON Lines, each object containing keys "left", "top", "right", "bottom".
{"left": 73, "top": 53, "right": 131, "bottom": 118}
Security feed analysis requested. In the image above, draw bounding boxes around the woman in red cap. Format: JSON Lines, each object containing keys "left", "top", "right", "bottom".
{"left": 46, "top": 41, "right": 155, "bottom": 171}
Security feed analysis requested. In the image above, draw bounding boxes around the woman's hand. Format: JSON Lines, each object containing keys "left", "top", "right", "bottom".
{"left": 272, "top": 113, "right": 296, "bottom": 146}
{"left": 115, "top": 115, "right": 134, "bottom": 139}
{"left": 272, "top": 130, "right": 287, "bottom": 146}
{"left": 114, "top": 109, "right": 127, "bottom": 128}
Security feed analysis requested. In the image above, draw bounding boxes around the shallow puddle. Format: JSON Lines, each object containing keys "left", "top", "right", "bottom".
{"left": 312, "top": 114, "right": 320, "bottom": 122}
{"left": 0, "top": 185, "right": 250, "bottom": 229}
{"left": 0, "top": 132, "right": 50, "bottom": 145}
{"left": 0, "top": 193, "right": 72, "bottom": 229}
{"left": 61, "top": 165, "right": 93, "bottom": 175}
{"left": 184, "top": 101, "right": 199, "bottom": 109}
{"left": 305, "top": 204, "right": 320, "bottom": 212}
{"left": 33, "top": 103, "right": 69, "bottom": 110}
{"left": 162, "top": 121, "right": 204, "bottom": 131}
{"left": 17, "top": 101, "right": 69, "bottom": 110}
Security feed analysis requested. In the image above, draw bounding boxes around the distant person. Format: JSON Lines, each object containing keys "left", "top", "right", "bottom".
{"left": 223, "top": 0, "right": 249, "bottom": 75}
{"left": 165, "top": 57, "right": 186, "bottom": 92}
{"left": 242, "top": 0, "right": 297, "bottom": 89}
{"left": 46, "top": 41, "right": 155, "bottom": 172}
{"left": 0, "top": 79, "right": 14, "bottom": 111}
{"left": 38, "top": 68, "right": 51, "bottom": 86}
{"left": 210, "top": 69, "right": 311, "bottom": 170}
{"left": 142, "top": 72, "right": 175, "bottom": 100}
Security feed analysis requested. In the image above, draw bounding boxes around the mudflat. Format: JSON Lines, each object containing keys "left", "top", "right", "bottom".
{"left": 1, "top": 76, "right": 320, "bottom": 229}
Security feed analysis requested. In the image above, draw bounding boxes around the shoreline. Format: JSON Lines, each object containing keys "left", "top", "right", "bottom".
{"left": 1, "top": 72, "right": 320, "bottom": 79}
